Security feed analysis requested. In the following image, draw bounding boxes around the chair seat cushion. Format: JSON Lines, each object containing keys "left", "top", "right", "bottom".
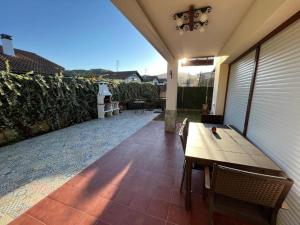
{"left": 214, "top": 194, "right": 271, "bottom": 225}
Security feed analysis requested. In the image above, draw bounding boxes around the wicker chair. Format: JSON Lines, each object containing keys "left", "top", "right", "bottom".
{"left": 205, "top": 164, "right": 293, "bottom": 225}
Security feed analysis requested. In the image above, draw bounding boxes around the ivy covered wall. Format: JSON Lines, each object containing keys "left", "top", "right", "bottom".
{"left": 0, "top": 69, "right": 159, "bottom": 146}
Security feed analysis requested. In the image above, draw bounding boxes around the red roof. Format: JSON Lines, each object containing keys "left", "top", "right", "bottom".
{"left": 0, "top": 46, "right": 64, "bottom": 75}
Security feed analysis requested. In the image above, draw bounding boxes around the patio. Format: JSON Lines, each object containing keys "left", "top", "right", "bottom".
{"left": 0, "top": 111, "right": 157, "bottom": 224}
{"left": 9, "top": 121, "right": 249, "bottom": 225}
{"left": 1, "top": 1, "right": 299, "bottom": 224}
{"left": 108, "top": 2, "right": 299, "bottom": 224}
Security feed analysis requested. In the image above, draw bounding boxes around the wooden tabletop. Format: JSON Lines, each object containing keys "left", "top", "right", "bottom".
{"left": 185, "top": 123, "right": 282, "bottom": 174}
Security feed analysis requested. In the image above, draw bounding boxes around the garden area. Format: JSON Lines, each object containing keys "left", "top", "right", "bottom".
{"left": 154, "top": 86, "right": 213, "bottom": 123}
{"left": 0, "top": 65, "right": 214, "bottom": 223}
{"left": 0, "top": 66, "right": 160, "bottom": 146}
{"left": 0, "top": 66, "right": 162, "bottom": 223}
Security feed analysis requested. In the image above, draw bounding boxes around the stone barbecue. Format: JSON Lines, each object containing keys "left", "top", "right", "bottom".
{"left": 97, "top": 82, "right": 119, "bottom": 118}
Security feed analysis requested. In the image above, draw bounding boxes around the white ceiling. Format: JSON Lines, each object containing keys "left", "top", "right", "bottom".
{"left": 138, "top": 0, "right": 255, "bottom": 59}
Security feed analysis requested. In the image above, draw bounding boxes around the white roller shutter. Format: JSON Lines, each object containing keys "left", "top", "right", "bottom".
{"left": 224, "top": 51, "right": 255, "bottom": 132}
{"left": 247, "top": 20, "right": 300, "bottom": 225}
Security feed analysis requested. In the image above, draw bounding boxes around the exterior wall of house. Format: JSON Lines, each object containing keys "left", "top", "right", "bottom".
{"left": 224, "top": 51, "right": 255, "bottom": 133}
{"left": 246, "top": 20, "right": 300, "bottom": 225}
{"left": 125, "top": 75, "right": 142, "bottom": 83}
{"left": 144, "top": 78, "right": 162, "bottom": 85}
{"left": 157, "top": 80, "right": 167, "bottom": 86}
{"left": 223, "top": 18, "right": 300, "bottom": 225}
{"left": 152, "top": 79, "right": 159, "bottom": 85}
{"left": 211, "top": 61, "right": 229, "bottom": 115}
{"left": 147, "top": 79, "right": 159, "bottom": 85}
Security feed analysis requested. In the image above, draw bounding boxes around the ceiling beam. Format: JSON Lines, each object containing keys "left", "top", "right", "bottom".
{"left": 182, "top": 59, "right": 214, "bottom": 66}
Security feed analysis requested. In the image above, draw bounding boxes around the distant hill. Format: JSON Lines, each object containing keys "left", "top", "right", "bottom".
{"left": 64, "top": 68, "right": 112, "bottom": 77}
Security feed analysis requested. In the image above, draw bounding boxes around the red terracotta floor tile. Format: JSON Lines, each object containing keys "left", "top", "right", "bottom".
{"left": 152, "top": 185, "right": 173, "bottom": 202}
{"left": 8, "top": 122, "right": 246, "bottom": 225}
{"left": 142, "top": 215, "right": 165, "bottom": 225}
{"left": 190, "top": 209, "right": 209, "bottom": 225}
{"left": 167, "top": 204, "right": 191, "bottom": 225}
{"left": 78, "top": 162, "right": 109, "bottom": 179}
{"left": 94, "top": 221, "right": 109, "bottom": 225}
{"left": 49, "top": 182, "right": 112, "bottom": 218}
{"left": 234, "top": 218, "right": 253, "bottom": 225}
{"left": 163, "top": 166, "right": 181, "bottom": 178}
{"left": 169, "top": 188, "right": 185, "bottom": 207}
{"left": 27, "top": 197, "right": 98, "bottom": 225}
{"left": 129, "top": 195, "right": 151, "bottom": 213}
{"left": 157, "top": 174, "right": 175, "bottom": 188}
{"left": 8, "top": 214, "right": 44, "bottom": 225}
{"left": 146, "top": 199, "right": 169, "bottom": 220}
{"left": 122, "top": 177, "right": 157, "bottom": 198}
{"left": 64, "top": 174, "right": 92, "bottom": 189}
{"left": 97, "top": 183, "right": 120, "bottom": 200}
{"left": 213, "top": 213, "right": 238, "bottom": 225}
{"left": 191, "top": 193, "right": 207, "bottom": 211}
{"left": 113, "top": 188, "right": 135, "bottom": 206}
{"left": 98, "top": 202, "right": 130, "bottom": 225}
{"left": 117, "top": 209, "right": 145, "bottom": 225}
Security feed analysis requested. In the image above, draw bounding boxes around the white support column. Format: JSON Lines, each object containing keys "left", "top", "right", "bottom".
{"left": 211, "top": 63, "right": 229, "bottom": 115}
{"left": 165, "top": 61, "right": 178, "bottom": 132}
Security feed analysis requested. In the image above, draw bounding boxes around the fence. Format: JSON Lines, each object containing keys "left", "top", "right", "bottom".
{"left": 177, "top": 87, "right": 213, "bottom": 109}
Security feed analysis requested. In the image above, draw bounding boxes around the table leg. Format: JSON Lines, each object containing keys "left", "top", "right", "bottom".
{"left": 185, "top": 158, "right": 192, "bottom": 210}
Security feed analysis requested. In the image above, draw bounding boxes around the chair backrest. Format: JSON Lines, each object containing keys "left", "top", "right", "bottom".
{"left": 183, "top": 117, "right": 189, "bottom": 131}
{"left": 179, "top": 118, "right": 189, "bottom": 153}
{"left": 211, "top": 164, "right": 293, "bottom": 208}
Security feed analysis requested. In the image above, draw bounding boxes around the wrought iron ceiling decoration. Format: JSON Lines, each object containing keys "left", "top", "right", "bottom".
{"left": 173, "top": 5, "right": 212, "bottom": 35}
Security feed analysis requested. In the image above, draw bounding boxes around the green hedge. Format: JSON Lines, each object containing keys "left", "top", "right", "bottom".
{"left": 108, "top": 81, "right": 160, "bottom": 104}
{"left": 177, "top": 87, "right": 213, "bottom": 109}
{"left": 0, "top": 68, "right": 159, "bottom": 146}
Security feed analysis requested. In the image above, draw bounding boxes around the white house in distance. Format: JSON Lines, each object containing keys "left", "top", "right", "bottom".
{"left": 142, "top": 75, "right": 159, "bottom": 85}
{"left": 142, "top": 75, "right": 167, "bottom": 86}
{"left": 102, "top": 70, "right": 142, "bottom": 83}
{"left": 157, "top": 78, "right": 167, "bottom": 86}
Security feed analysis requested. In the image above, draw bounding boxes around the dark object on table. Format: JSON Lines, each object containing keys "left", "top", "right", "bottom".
{"left": 211, "top": 127, "right": 217, "bottom": 134}
{"left": 205, "top": 164, "right": 293, "bottom": 225}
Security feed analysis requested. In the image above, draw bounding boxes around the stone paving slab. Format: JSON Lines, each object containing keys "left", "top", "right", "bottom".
{"left": 0, "top": 111, "right": 158, "bottom": 225}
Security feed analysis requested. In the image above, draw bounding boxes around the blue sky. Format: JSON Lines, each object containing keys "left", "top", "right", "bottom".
{"left": 0, "top": 0, "right": 167, "bottom": 75}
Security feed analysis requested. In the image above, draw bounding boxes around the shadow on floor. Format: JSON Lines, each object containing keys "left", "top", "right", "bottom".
{"left": 10, "top": 121, "right": 250, "bottom": 225}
